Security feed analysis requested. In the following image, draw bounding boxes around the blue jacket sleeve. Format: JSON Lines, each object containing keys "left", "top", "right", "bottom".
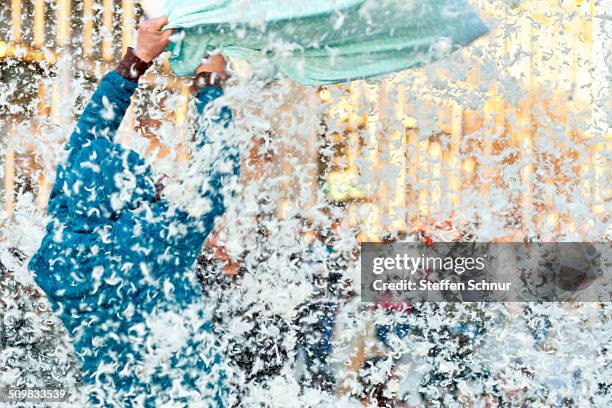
{"left": 68, "top": 71, "right": 138, "bottom": 150}
{"left": 47, "top": 71, "right": 150, "bottom": 227}
{"left": 119, "top": 86, "right": 239, "bottom": 272}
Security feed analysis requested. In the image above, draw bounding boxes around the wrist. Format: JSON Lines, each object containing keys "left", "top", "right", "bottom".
{"left": 116, "top": 47, "right": 153, "bottom": 82}
{"left": 192, "top": 71, "right": 230, "bottom": 91}
{"left": 133, "top": 47, "right": 154, "bottom": 63}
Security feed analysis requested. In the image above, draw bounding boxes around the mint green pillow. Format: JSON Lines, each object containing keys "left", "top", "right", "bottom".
{"left": 164, "top": 0, "right": 489, "bottom": 85}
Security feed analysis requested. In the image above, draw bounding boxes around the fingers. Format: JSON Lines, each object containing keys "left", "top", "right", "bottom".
{"left": 206, "top": 229, "right": 241, "bottom": 275}
{"left": 215, "top": 246, "right": 232, "bottom": 263}
{"left": 134, "top": 15, "right": 173, "bottom": 62}
{"left": 195, "top": 55, "right": 228, "bottom": 75}
{"left": 138, "top": 16, "right": 168, "bottom": 34}
{"left": 148, "top": 15, "right": 169, "bottom": 30}
{"left": 210, "top": 54, "right": 226, "bottom": 64}
{"left": 214, "top": 241, "right": 242, "bottom": 275}
{"left": 223, "top": 264, "right": 241, "bottom": 276}
{"left": 206, "top": 234, "right": 217, "bottom": 248}
{"left": 207, "top": 54, "right": 227, "bottom": 70}
{"left": 160, "top": 30, "right": 173, "bottom": 46}
{"left": 207, "top": 233, "right": 233, "bottom": 262}
{"left": 216, "top": 246, "right": 241, "bottom": 276}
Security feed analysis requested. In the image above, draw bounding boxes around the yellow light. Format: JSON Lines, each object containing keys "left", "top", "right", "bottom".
{"left": 12, "top": 0, "right": 22, "bottom": 43}
{"left": 547, "top": 212, "right": 559, "bottom": 227}
{"left": 103, "top": 0, "right": 114, "bottom": 61}
{"left": 83, "top": 0, "right": 94, "bottom": 56}
{"left": 463, "top": 157, "right": 475, "bottom": 173}
{"left": 319, "top": 87, "right": 331, "bottom": 103}
{"left": 56, "top": 0, "right": 71, "bottom": 47}
{"left": 0, "top": 41, "right": 7, "bottom": 58}
{"left": 122, "top": 0, "right": 135, "bottom": 55}
{"left": 34, "top": 0, "right": 45, "bottom": 48}
{"left": 325, "top": 171, "right": 366, "bottom": 202}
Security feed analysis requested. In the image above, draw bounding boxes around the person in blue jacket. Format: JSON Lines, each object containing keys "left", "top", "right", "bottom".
{"left": 28, "top": 17, "right": 238, "bottom": 406}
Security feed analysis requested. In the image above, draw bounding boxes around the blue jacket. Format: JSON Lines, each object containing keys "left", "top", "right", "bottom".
{"left": 29, "top": 71, "right": 237, "bottom": 406}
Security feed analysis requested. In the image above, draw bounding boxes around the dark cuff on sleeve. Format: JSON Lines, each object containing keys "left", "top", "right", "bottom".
{"left": 192, "top": 71, "right": 230, "bottom": 91}
{"left": 116, "top": 47, "right": 153, "bottom": 83}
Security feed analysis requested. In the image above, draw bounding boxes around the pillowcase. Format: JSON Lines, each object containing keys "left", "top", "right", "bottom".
{"left": 163, "top": 0, "right": 489, "bottom": 85}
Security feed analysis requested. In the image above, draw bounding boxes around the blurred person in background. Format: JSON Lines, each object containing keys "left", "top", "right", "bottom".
{"left": 294, "top": 215, "right": 356, "bottom": 392}
{"left": 197, "top": 210, "right": 358, "bottom": 398}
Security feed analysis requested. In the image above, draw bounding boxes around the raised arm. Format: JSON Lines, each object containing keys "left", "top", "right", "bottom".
{"left": 191, "top": 56, "right": 242, "bottom": 274}
{"left": 67, "top": 17, "right": 172, "bottom": 151}
{"left": 111, "top": 55, "right": 239, "bottom": 274}
{"left": 193, "top": 55, "right": 233, "bottom": 145}
{"left": 47, "top": 17, "right": 173, "bottom": 221}
{"left": 192, "top": 54, "right": 240, "bottom": 213}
